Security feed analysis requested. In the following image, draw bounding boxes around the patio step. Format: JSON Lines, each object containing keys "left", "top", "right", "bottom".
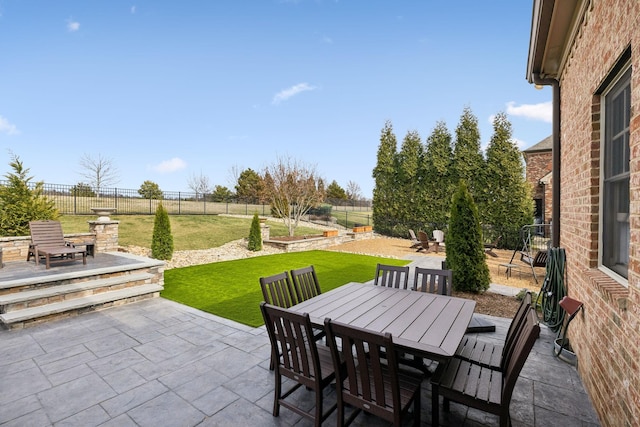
{"left": 0, "top": 272, "right": 156, "bottom": 313}
{"left": 0, "top": 283, "right": 163, "bottom": 328}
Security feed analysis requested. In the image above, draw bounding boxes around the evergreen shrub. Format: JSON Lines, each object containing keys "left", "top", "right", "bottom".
{"left": 248, "top": 212, "right": 262, "bottom": 251}
{"left": 151, "top": 203, "right": 174, "bottom": 260}
{"left": 446, "top": 181, "right": 490, "bottom": 293}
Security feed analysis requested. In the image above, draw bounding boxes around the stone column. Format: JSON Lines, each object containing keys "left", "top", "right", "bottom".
{"left": 260, "top": 224, "right": 270, "bottom": 241}
{"left": 88, "top": 220, "right": 120, "bottom": 253}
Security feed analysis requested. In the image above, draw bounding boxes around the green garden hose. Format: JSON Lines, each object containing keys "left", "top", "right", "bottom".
{"left": 537, "top": 247, "right": 566, "bottom": 332}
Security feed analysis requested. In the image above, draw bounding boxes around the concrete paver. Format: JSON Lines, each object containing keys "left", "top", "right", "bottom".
{"left": 0, "top": 295, "right": 600, "bottom": 426}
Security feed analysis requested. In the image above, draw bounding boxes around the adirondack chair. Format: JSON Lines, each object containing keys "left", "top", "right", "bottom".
{"left": 408, "top": 229, "right": 421, "bottom": 249}
{"left": 28, "top": 220, "right": 87, "bottom": 269}
{"left": 417, "top": 231, "right": 432, "bottom": 252}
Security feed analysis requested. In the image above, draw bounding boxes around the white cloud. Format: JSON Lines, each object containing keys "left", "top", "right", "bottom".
{"left": 66, "top": 18, "right": 80, "bottom": 32}
{"left": 0, "top": 115, "right": 20, "bottom": 135}
{"left": 131, "top": 5, "right": 136, "bottom": 14}
{"left": 506, "top": 101, "right": 552, "bottom": 123}
{"left": 272, "top": 83, "right": 316, "bottom": 105}
{"left": 151, "top": 157, "right": 187, "bottom": 173}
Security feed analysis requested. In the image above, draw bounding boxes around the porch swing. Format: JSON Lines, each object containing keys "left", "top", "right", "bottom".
{"left": 509, "top": 224, "right": 551, "bottom": 283}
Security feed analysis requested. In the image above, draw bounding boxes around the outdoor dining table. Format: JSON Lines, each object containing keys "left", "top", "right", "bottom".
{"left": 289, "top": 282, "right": 476, "bottom": 362}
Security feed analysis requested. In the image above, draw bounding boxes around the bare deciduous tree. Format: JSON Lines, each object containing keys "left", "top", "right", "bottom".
{"left": 187, "top": 171, "right": 212, "bottom": 200}
{"left": 346, "top": 180, "right": 362, "bottom": 201}
{"left": 263, "top": 156, "right": 324, "bottom": 236}
{"left": 78, "top": 153, "right": 119, "bottom": 197}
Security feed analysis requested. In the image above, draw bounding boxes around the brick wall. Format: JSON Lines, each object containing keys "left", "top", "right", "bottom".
{"left": 556, "top": 1, "right": 640, "bottom": 425}
{"left": 524, "top": 150, "right": 552, "bottom": 222}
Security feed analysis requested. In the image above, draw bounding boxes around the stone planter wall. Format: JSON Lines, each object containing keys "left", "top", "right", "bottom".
{"left": 264, "top": 231, "right": 373, "bottom": 252}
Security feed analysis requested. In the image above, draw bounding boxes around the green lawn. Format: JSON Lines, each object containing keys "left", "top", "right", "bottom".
{"left": 162, "top": 250, "right": 409, "bottom": 327}
{"left": 58, "top": 215, "right": 321, "bottom": 250}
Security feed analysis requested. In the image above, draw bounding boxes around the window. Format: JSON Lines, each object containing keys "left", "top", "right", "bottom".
{"left": 601, "top": 67, "right": 631, "bottom": 279}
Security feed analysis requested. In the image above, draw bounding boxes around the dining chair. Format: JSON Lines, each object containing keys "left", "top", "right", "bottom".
{"left": 260, "top": 303, "right": 337, "bottom": 426}
{"left": 324, "top": 318, "right": 423, "bottom": 427}
{"left": 455, "top": 292, "right": 533, "bottom": 370}
{"left": 290, "top": 265, "right": 322, "bottom": 303}
{"left": 374, "top": 263, "right": 410, "bottom": 289}
{"left": 259, "top": 271, "right": 297, "bottom": 309}
{"left": 260, "top": 271, "right": 298, "bottom": 370}
{"left": 431, "top": 306, "right": 540, "bottom": 427}
{"left": 290, "top": 265, "right": 326, "bottom": 344}
{"left": 413, "top": 267, "right": 452, "bottom": 295}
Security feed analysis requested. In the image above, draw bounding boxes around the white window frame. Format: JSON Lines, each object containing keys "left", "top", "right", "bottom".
{"left": 599, "top": 65, "right": 631, "bottom": 283}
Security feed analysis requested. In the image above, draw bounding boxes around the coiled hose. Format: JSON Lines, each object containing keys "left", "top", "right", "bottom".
{"left": 537, "top": 247, "right": 566, "bottom": 332}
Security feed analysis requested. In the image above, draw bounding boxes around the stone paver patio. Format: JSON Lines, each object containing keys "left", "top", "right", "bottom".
{"left": 0, "top": 294, "right": 600, "bottom": 426}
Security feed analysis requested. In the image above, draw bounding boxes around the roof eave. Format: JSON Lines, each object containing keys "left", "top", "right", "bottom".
{"left": 527, "top": 0, "right": 584, "bottom": 83}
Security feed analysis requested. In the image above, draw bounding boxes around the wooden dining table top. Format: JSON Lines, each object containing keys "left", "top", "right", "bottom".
{"left": 289, "top": 282, "right": 476, "bottom": 361}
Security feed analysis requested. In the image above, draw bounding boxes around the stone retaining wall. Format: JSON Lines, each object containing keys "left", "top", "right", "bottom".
{"left": 264, "top": 231, "right": 373, "bottom": 253}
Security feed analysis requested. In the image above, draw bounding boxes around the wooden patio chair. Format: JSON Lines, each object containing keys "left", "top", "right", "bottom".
{"left": 413, "top": 267, "right": 452, "bottom": 295}
{"left": 431, "top": 307, "right": 540, "bottom": 427}
{"left": 260, "top": 271, "right": 324, "bottom": 370}
{"left": 324, "top": 318, "right": 423, "bottom": 427}
{"left": 484, "top": 235, "right": 501, "bottom": 257}
{"left": 416, "top": 230, "right": 432, "bottom": 252}
{"left": 290, "top": 265, "right": 326, "bottom": 343}
{"left": 374, "top": 263, "right": 410, "bottom": 289}
{"left": 455, "top": 292, "right": 533, "bottom": 370}
{"left": 290, "top": 265, "right": 322, "bottom": 303}
{"left": 28, "top": 220, "right": 87, "bottom": 269}
{"left": 260, "top": 303, "right": 337, "bottom": 426}
{"left": 408, "top": 229, "right": 421, "bottom": 249}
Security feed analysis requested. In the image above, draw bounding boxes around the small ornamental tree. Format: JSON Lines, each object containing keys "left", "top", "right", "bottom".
{"left": 248, "top": 212, "right": 262, "bottom": 251}
{"left": 151, "top": 203, "right": 174, "bottom": 260}
{"left": 446, "top": 181, "right": 490, "bottom": 293}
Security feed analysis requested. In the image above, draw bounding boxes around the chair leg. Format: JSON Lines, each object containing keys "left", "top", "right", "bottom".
{"left": 413, "top": 390, "right": 420, "bottom": 427}
{"left": 431, "top": 385, "right": 439, "bottom": 427}
{"left": 314, "top": 385, "right": 322, "bottom": 427}
{"left": 273, "top": 371, "right": 281, "bottom": 416}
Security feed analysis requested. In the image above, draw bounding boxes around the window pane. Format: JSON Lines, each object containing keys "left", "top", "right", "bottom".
{"left": 602, "top": 67, "right": 631, "bottom": 279}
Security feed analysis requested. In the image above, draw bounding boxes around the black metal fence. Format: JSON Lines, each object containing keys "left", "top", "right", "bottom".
{"left": 1, "top": 181, "right": 372, "bottom": 217}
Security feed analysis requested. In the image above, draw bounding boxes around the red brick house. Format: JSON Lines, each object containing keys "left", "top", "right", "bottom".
{"left": 528, "top": 1, "right": 639, "bottom": 425}
{"left": 523, "top": 135, "right": 552, "bottom": 224}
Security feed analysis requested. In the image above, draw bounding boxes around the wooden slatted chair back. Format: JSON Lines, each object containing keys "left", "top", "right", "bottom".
{"left": 374, "top": 263, "right": 410, "bottom": 289}
{"left": 500, "top": 292, "right": 532, "bottom": 370}
{"left": 260, "top": 303, "right": 337, "bottom": 424}
{"left": 290, "top": 265, "right": 321, "bottom": 303}
{"left": 413, "top": 267, "right": 452, "bottom": 295}
{"left": 324, "top": 318, "right": 423, "bottom": 426}
{"left": 260, "top": 272, "right": 297, "bottom": 308}
{"left": 502, "top": 308, "right": 540, "bottom": 405}
{"left": 29, "top": 220, "right": 67, "bottom": 248}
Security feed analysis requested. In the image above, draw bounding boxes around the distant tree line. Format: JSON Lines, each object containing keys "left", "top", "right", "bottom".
{"left": 372, "top": 107, "right": 533, "bottom": 241}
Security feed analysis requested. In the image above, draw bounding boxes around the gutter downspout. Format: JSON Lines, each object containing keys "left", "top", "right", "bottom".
{"left": 532, "top": 73, "right": 560, "bottom": 248}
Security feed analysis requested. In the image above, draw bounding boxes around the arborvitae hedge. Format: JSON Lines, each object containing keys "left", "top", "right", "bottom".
{"left": 151, "top": 203, "right": 174, "bottom": 260}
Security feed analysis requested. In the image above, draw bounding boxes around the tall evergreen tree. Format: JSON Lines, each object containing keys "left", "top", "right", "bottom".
{"left": 423, "top": 121, "right": 454, "bottom": 229}
{"left": 446, "top": 181, "right": 490, "bottom": 293}
{"left": 372, "top": 121, "right": 399, "bottom": 235}
{"left": 485, "top": 112, "right": 533, "bottom": 233}
{"left": 453, "top": 107, "right": 486, "bottom": 211}
{"left": 396, "top": 130, "right": 424, "bottom": 233}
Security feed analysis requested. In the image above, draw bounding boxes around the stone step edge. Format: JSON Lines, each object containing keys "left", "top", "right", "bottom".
{"left": 0, "top": 273, "right": 155, "bottom": 305}
{"left": 0, "top": 283, "right": 163, "bottom": 324}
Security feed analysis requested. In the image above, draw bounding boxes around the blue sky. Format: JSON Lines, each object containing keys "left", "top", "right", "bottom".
{"left": 0, "top": 1, "right": 551, "bottom": 199}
